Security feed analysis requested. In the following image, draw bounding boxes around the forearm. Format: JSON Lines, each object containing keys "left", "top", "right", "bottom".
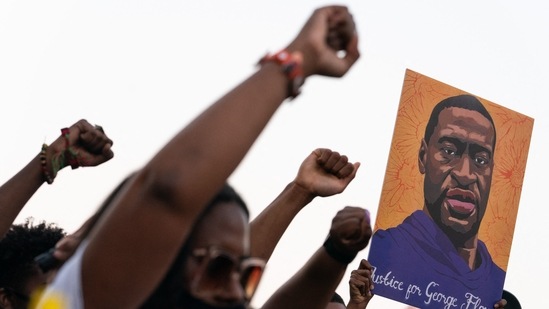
{"left": 250, "top": 181, "right": 315, "bottom": 261}
{"left": 81, "top": 62, "right": 299, "bottom": 308}
{"left": 262, "top": 247, "right": 347, "bottom": 309}
{"left": 145, "top": 62, "right": 293, "bottom": 215}
{"left": 347, "top": 299, "right": 370, "bottom": 309}
{"left": 0, "top": 154, "right": 45, "bottom": 237}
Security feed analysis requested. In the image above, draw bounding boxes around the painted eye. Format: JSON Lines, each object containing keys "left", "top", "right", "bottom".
{"left": 475, "top": 156, "right": 489, "bottom": 166}
{"left": 443, "top": 148, "right": 456, "bottom": 156}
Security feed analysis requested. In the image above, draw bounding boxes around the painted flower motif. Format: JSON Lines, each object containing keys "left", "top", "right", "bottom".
{"left": 378, "top": 144, "right": 423, "bottom": 230}
{"left": 489, "top": 104, "right": 534, "bottom": 143}
{"left": 480, "top": 106, "right": 533, "bottom": 271}
{"left": 392, "top": 97, "right": 427, "bottom": 159}
{"left": 491, "top": 138, "right": 531, "bottom": 217}
{"left": 376, "top": 69, "right": 533, "bottom": 272}
{"left": 395, "top": 71, "right": 465, "bottom": 159}
{"left": 480, "top": 213, "right": 515, "bottom": 271}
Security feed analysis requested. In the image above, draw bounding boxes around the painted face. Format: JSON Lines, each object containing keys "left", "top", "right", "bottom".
{"left": 419, "top": 107, "right": 495, "bottom": 242}
{"left": 182, "top": 202, "right": 263, "bottom": 308}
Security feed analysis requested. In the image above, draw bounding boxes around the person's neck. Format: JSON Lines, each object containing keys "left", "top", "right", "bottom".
{"left": 422, "top": 208, "right": 480, "bottom": 269}
{"left": 447, "top": 233, "right": 479, "bottom": 270}
{"left": 456, "top": 241, "right": 479, "bottom": 270}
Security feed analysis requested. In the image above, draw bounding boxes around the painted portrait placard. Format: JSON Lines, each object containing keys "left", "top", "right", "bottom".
{"left": 367, "top": 69, "right": 534, "bottom": 308}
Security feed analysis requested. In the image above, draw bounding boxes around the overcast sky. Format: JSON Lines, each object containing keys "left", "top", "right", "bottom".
{"left": 1, "top": 1, "right": 546, "bottom": 308}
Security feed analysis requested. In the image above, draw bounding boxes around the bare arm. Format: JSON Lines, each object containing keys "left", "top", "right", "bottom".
{"left": 263, "top": 247, "right": 348, "bottom": 309}
{"left": 80, "top": 6, "right": 360, "bottom": 309}
{"left": 250, "top": 148, "right": 360, "bottom": 262}
{"left": 262, "top": 206, "right": 372, "bottom": 309}
{"left": 52, "top": 173, "right": 134, "bottom": 266}
{"left": 0, "top": 119, "right": 113, "bottom": 238}
{"left": 0, "top": 155, "right": 46, "bottom": 238}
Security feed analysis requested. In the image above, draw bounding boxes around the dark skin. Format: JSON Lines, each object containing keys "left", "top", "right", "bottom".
{"left": 419, "top": 107, "right": 495, "bottom": 269}
{"left": 0, "top": 120, "right": 112, "bottom": 308}
{"left": 0, "top": 272, "right": 38, "bottom": 309}
{"left": 346, "top": 259, "right": 374, "bottom": 309}
{"left": 418, "top": 107, "right": 507, "bottom": 309}
{"left": 182, "top": 202, "right": 249, "bottom": 307}
{"left": 262, "top": 206, "right": 372, "bottom": 309}
{"left": 36, "top": 6, "right": 360, "bottom": 309}
{"left": 251, "top": 148, "right": 360, "bottom": 262}
{"left": 0, "top": 119, "right": 113, "bottom": 238}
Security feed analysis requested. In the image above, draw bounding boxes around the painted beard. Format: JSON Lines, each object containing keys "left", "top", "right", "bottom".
{"left": 425, "top": 189, "right": 479, "bottom": 247}
{"left": 177, "top": 290, "right": 247, "bottom": 309}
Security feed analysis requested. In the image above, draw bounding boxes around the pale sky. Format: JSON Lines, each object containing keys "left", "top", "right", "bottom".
{"left": 1, "top": 1, "right": 546, "bottom": 308}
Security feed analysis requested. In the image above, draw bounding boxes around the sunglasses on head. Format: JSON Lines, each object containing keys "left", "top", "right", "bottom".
{"left": 190, "top": 246, "right": 265, "bottom": 302}
{"left": 34, "top": 248, "right": 61, "bottom": 273}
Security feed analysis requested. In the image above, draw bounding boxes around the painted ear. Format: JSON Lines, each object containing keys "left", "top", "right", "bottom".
{"left": 418, "top": 139, "right": 427, "bottom": 175}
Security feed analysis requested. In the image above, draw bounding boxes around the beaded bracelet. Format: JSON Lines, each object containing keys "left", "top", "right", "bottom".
{"left": 40, "top": 144, "right": 54, "bottom": 184}
{"left": 258, "top": 49, "right": 304, "bottom": 99}
{"left": 323, "top": 236, "right": 357, "bottom": 264}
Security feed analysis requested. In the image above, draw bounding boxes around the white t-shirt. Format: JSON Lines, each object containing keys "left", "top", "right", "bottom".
{"left": 35, "top": 241, "right": 87, "bottom": 309}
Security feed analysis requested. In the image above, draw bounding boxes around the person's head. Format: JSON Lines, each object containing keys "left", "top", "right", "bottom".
{"left": 142, "top": 183, "right": 265, "bottom": 309}
{"left": 419, "top": 95, "right": 496, "bottom": 244}
{"left": 0, "top": 219, "right": 65, "bottom": 309}
{"left": 31, "top": 173, "right": 136, "bottom": 282}
{"left": 325, "top": 292, "right": 346, "bottom": 309}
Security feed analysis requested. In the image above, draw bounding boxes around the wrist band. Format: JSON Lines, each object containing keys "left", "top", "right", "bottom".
{"left": 258, "top": 49, "right": 304, "bottom": 99}
{"left": 323, "top": 237, "right": 357, "bottom": 264}
{"left": 40, "top": 144, "right": 54, "bottom": 184}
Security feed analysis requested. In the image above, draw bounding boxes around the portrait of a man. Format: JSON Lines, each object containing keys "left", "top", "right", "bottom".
{"left": 367, "top": 70, "right": 533, "bottom": 308}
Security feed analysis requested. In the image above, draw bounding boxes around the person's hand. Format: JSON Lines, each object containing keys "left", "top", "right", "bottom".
{"left": 286, "top": 5, "right": 359, "bottom": 78}
{"left": 493, "top": 298, "right": 507, "bottom": 308}
{"left": 348, "top": 259, "right": 374, "bottom": 308}
{"left": 49, "top": 119, "right": 114, "bottom": 172}
{"left": 329, "top": 206, "right": 372, "bottom": 257}
{"left": 294, "top": 148, "right": 360, "bottom": 199}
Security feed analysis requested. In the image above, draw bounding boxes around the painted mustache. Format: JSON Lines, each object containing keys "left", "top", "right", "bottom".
{"left": 446, "top": 188, "right": 476, "bottom": 203}
{"left": 446, "top": 188, "right": 476, "bottom": 216}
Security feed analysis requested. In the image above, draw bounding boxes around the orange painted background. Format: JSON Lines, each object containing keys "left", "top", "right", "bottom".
{"left": 374, "top": 69, "right": 534, "bottom": 271}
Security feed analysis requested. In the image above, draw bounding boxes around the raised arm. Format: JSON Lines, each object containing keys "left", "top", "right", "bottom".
{"left": 0, "top": 119, "right": 113, "bottom": 238}
{"left": 262, "top": 206, "right": 372, "bottom": 309}
{"left": 76, "top": 6, "right": 360, "bottom": 309}
{"left": 250, "top": 148, "right": 360, "bottom": 262}
{"left": 346, "top": 259, "right": 374, "bottom": 309}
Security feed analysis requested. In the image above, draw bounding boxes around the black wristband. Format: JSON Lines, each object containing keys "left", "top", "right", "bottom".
{"left": 323, "top": 237, "right": 357, "bottom": 264}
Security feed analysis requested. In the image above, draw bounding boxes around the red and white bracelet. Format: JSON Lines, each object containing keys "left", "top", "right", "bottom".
{"left": 258, "top": 49, "right": 304, "bottom": 99}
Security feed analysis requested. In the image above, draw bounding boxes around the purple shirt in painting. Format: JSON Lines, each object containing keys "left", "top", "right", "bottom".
{"left": 368, "top": 210, "right": 505, "bottom": 309}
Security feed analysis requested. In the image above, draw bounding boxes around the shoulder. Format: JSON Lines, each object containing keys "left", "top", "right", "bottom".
{"left": 477, "top": 239, "right": 506, "bottom": 278}
{"left": 373, "top": 211, "right": 421, "bottom": 238}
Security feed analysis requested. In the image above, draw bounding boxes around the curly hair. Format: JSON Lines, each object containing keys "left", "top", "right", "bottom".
{"left": 0, "top": 218, "right": 66, "bottom": 292}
